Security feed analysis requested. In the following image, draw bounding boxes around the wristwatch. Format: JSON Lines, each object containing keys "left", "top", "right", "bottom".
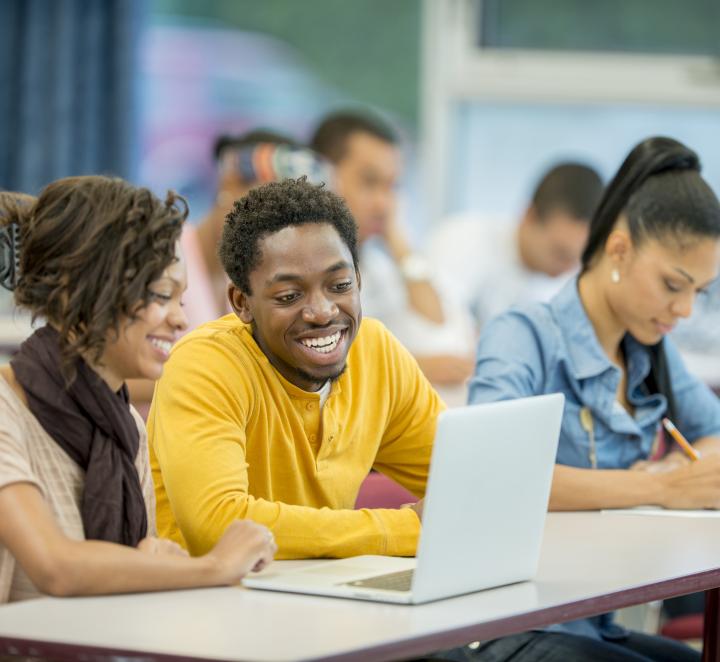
{"left": 399, "top": 253, "right": 433, "bottom": 282}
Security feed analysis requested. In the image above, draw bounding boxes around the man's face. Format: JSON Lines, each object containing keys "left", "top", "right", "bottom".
{"left": 332, "top": 132, "right": 400, "bottom": 243}
{"left": 231, "top": 223, "right": 361, "bottom": 392}
{"left": 525, "top": 209, "right": 590, "bottom": 277}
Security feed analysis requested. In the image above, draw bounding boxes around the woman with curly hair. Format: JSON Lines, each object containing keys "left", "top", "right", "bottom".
{"left": 0, "top": 177, "right": 275, "bottom": 604}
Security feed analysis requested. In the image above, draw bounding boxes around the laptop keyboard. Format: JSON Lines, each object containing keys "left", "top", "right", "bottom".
{"left": 344, "top": 569, "right": 414, "bottom": 592}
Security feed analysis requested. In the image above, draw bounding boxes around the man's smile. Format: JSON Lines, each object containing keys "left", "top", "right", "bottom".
{"left": 294, "top": 328, "right": 349, "bottom": 364}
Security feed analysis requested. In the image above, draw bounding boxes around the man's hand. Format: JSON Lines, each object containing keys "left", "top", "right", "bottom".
{"left": 403, "top": 498, "right": 424, "bottom": 522}
{"left": 381, "top": 213, "right": 411, "bottom": 263}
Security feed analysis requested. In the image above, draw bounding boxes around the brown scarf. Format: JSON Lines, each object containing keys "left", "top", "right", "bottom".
{"left": 11, "top": 326, "right": 147, "bottom": 546}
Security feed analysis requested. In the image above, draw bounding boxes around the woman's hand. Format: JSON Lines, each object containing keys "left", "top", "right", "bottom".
{"left": 137, "top": 536, "right": 188, "bottom": 557}
{"left": 657, "top": 454, "right": 720, "bottom": 509}
{"left": 204, "top": 520, "right": 277, "bottom": 585}
{"left": 630, "top": 452, "right": 690, "bottom": 474}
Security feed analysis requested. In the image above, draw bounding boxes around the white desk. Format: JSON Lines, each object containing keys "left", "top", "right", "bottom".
{"left": 1, "top": 512, "right": 719, "bottom": 661}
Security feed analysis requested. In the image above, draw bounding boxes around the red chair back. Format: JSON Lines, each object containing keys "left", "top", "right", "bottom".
{"left": 355, "top": 472, "right": 417, "bottom": 509}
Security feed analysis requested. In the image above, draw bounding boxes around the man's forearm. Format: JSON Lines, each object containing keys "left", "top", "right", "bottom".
{"left": 175, "top": 490, "right": 421, "bottom": 559}
{"left": 384, "top": 223, "right": 446, "bottom": 324}
{"left": 404, "top": 280, "right": 445, "bottom": 324}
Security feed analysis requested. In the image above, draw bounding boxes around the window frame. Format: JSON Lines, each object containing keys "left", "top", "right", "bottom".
{"left": 419, "top": 0, "right": 720, "bottom": 222}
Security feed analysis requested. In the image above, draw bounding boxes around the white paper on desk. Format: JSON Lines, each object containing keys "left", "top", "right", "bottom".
{"left": 601, "top": 506, "right": 720, "bottom": 517}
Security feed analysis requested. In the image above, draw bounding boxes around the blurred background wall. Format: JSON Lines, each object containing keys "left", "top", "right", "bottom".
{"left": 140, "top": 0, "right": 422, "bottom": 216}
{"left": 0, "top": 0, "right": 142, "bottom": 194}
{"left": 1, "top": 0, "right": 719, "bottom": 234}
{"left": 423, "top": 0, "right": 720, "bottom": 225}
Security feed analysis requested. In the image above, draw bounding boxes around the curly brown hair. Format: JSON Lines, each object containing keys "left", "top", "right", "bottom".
{"left": 0, "top": 191, "right": 36, "bottom": 216}
{"left": 2, "top": 176, "right": 187, "bottom": 376}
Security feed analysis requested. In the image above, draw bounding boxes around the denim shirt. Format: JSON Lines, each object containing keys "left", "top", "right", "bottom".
{"left": 468, "top": 278, "right": 720, "bottom": 640}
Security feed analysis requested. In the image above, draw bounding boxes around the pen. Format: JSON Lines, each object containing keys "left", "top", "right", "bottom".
{"left": 661, "top": 417, "right": 701, "bottom": 462}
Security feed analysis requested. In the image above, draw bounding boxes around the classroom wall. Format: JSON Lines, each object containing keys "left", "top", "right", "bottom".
{"left": 0, "top": 0, "right": 143, "bottom": 194}
{"left": 422, "top": 0, "right": 720, "bottom": 224}
{"left": 2, "top": 1, "right": 718, "bottom": 241}
{"left": 139, "top": 0, "right": 423, "bottom": 219}
{"left": 150, "top": 0, "right": 422, "bottom": 127}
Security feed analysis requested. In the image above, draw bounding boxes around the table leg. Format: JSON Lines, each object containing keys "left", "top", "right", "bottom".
{"left": 704, "top": 588, "right": 720, "bottom": 662}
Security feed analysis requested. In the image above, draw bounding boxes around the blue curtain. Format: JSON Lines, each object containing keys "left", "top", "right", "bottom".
{"left": 0, "top": 0, "right": 143, "bottom": 194}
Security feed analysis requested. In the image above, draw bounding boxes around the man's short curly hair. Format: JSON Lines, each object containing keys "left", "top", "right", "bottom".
{"left": 220, "top": 177, "right": 358, "bottom": 294}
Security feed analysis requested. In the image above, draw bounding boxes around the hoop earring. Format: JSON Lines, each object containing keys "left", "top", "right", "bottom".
{"left": 611, "top": 269, "right": 620, "bottom": 284}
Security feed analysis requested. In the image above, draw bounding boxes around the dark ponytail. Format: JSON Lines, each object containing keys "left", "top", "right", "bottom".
{"left": 587, "top": 137, "right": 720, "bottom": 430}
{"left": 643, "top": 341, "right": 677, "bottom": 425}
{"left": 581, "top": 137, "right": 720, "bottom": 270}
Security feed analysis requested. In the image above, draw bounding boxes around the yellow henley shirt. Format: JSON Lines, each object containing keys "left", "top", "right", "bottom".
{"left": 148, "top": 315, "right": 445, "bottom": 559}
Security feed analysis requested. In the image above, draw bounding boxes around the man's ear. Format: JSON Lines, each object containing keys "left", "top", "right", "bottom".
{"left": 228, "top": 283, "right": 253, "bottom": 324}
{"left": 521, "top": 205, "right": 540, "bottom": 227}
{"left": 355, "top": 267, "right": 362, "bottom": 291}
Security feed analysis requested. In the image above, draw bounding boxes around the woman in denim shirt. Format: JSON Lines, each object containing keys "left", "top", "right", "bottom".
{"left": 468, "top": 137, "right": 720, "bottom": 662}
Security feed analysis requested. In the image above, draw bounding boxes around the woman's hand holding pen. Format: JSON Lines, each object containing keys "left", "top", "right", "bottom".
{"left": 632, "top": 418, "right": 709, "bottom": 476}
{"left": 630, "top": 452, "right": 690, "bottom": 474}
{"left": 656, "top": 453, "right": 720, "bottom": 509}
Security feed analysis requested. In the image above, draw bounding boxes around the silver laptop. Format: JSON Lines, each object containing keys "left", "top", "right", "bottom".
{"left": 243, "top": 393, "right": 564, "bottom": 604}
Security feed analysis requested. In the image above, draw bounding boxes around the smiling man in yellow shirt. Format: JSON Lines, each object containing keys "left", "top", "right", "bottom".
{"left": 148, "top": 177, "right": 444, "bottom": 559}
